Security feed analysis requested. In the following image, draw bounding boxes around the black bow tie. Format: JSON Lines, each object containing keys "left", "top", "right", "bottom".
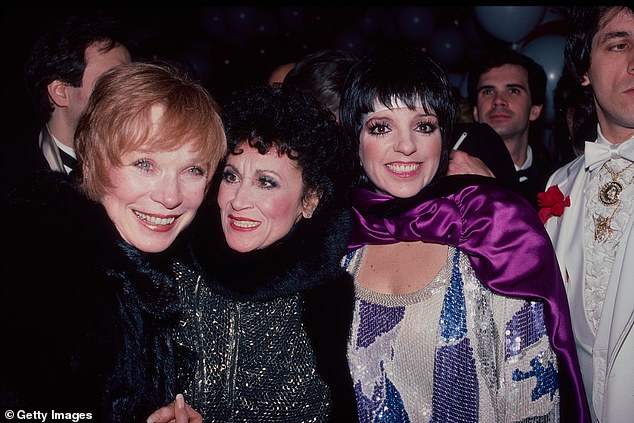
{"left": 58, "top": 148, "right": 78, "bottom": 173}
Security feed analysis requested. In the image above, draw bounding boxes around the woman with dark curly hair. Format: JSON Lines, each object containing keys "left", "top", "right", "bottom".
{"left": 149, "top": 83, "right": 358, "bottom": 423}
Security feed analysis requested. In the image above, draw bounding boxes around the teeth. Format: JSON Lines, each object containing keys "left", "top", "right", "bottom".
{"left": 386, "top": 163, "right": 420, "bottom": 173}
{"left": 134, "top": 210, "right": 175, "bottom": 226}
{"left": 231, "top": 219, "right": 259, "bottom": 228}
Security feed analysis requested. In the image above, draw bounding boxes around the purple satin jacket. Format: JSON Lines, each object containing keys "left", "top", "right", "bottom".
{"left": 346, "top": 179, "right": 591, "bottom": 422}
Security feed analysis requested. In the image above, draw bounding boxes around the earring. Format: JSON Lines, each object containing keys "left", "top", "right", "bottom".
{"left": 304, "top": 211, "right": 313, "bottom": 219}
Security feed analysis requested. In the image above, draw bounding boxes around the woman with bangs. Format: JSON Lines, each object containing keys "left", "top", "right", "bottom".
{"left": 0, "top": 61, "right": 226, "bottom": 422}
{"left": 339, "top": 45, "right": 590, "bottom": 422}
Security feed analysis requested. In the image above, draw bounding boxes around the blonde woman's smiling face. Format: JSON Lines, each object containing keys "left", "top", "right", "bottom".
{"left": 100, "top": 105, "right": 210, "bottom": 253}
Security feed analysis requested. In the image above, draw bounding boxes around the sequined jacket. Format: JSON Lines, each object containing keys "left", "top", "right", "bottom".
{"left": 344, "top": 245, "right": 561, "bottom": 422}
{"left": 173, "top": 202, "right": 358, "bottom": 422}
{"left": 0, "top": 171, "right": 185, "bottom": 422}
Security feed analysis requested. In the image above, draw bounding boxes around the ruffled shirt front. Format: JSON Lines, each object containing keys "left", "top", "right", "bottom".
{"left": 584, "top": 153, "right": 634, "bottom": 332}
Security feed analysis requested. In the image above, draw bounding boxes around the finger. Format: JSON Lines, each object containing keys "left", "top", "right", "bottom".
{"left": 146, "top": 402, "right": 176, "bottom": 423}
{"left": 184, "top": 403, "right": 203, "bottom": 423}
{"left": 174, "top": 393, "right": 204, "bottom": 423}
{"left": 174, "top": 393, "right": 188, "bottom": 423}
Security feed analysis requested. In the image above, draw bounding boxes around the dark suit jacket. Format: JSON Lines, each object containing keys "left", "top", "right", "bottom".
{"left": 453, "top": 122, "right": 521, "bottom": 194}
{"left": 2, "top": 126, "right": 51, "bottom": 200}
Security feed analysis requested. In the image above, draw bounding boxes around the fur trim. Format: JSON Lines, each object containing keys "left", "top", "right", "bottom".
{"left": 188, "top": 202, "right": 352, "bottom": 301}
{"left": 1, "top": 170, "right": 182, "bottom": 420}
{"left": 10, "top": 171, "right": 182, "bottom": 320}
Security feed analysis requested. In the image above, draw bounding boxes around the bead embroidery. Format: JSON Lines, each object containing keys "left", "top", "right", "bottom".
{"left": 344, "top": 246, "right": 560, "bottom": 422}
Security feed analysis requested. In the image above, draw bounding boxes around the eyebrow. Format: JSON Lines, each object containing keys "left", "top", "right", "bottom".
{"left": 365, "top": 114, "right": 393, "bottom": 120}
{"left": 224, "top": 163, "right": 282, "bottom": 178}
{"left": 255, "top": 168, "right": 282, "bottom": 178}
{"left": 478, "top": 83, "right": 527, "bottom": 92}
{"left": 598, "top": 30, "right": 632, "bottom": 44}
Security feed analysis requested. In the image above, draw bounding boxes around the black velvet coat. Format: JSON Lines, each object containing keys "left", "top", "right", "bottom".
{"left": 0, "top": 171, "right": 185, "bottom": 422}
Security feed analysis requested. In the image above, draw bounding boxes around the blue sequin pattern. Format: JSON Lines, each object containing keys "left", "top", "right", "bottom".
{"left": 432, "top": 248, "right": 478, "bottom": 422}
{"left": 344, "top": 246, "right": 560, "bottom": 422}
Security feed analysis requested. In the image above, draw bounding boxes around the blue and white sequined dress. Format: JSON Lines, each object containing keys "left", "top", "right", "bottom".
{"left": 343, "top": 246, "right": 560, "bottom": 423}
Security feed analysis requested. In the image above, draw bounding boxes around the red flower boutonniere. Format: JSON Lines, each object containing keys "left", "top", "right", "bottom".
{"left": 537, "top": 185, "right": 570, "bottom": 224}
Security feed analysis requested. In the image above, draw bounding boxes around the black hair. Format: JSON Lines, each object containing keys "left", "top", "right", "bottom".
{"left": 221, "top": 83, "right": 353, "bottom": 214}
{"left": 339, "top": 45, "right": 456, "bottom": 186}
{"left": 562, "top": 6, "right": 632, "bottom": 151}
{"left": 467, "top": 49, "right": 547, "bottom": 108}
{"left": 552, "top": 69, "right": 597, "bottom": 160}
{"left": 283, "top": 48, "right": 358, "bottom": 119}
{"left": 24, "top": 13, "right": 132, "bottom": 122}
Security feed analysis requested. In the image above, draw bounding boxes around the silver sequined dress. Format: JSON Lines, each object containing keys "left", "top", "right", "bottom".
{"left": 343, "top": 246, "right": 560, "bottom": 422}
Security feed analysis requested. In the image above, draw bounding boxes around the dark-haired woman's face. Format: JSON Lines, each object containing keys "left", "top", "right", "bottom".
{"left": 360, "top": 106, "right": 441, "bottom": 198}
{"left": 217, "top": 142, "right": 318, "bottom": 252}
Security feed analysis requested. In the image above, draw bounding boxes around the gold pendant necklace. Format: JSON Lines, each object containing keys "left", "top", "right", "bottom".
{"left": 593, "top": 161, "right": 634, "bottom": 242}
{"left": 598, "top": 161, "right": 634, "bottom": 206}
{"left": 599, "top": 180, "right": 623, "bottom": 205}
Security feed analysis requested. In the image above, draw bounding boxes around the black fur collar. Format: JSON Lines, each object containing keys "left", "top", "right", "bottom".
{"left": 188, "top": 203, "right": 352, "bottom": 302}
{"left": 7, "top": 170, "right": 181, "bottom": 321}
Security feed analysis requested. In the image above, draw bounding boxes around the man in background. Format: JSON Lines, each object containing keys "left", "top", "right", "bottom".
{"left": 467, "top": 49, "right": 555, "bottom": 208}
{"left": 3, "top": 13, "right": 131, "bottom": 197}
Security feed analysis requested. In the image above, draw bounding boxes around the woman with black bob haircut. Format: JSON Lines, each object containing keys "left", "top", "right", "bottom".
{"left": 339, "top": 46, "right": 455, "bottom": 189}
{"left": 150, "top": 83, "right": 358, "bottom": 422}
{"left": 338, "top": 45, "right": 590, "bottom": 422}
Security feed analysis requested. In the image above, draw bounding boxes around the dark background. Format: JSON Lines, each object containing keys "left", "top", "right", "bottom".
{"left": 2, "top": 5, "right": 571, "bottom": 150}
